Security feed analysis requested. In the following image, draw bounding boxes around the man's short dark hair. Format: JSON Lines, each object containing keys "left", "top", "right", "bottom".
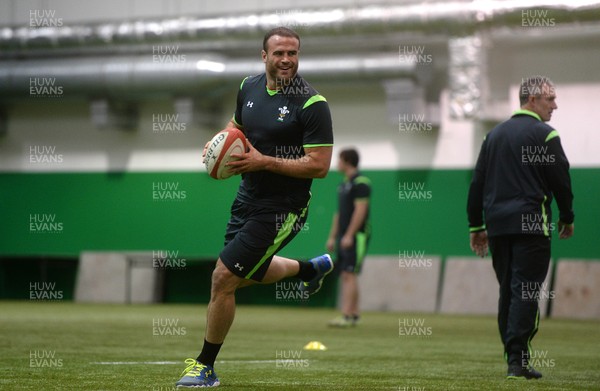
{"left": 339, "top": 148, "right": 359, "bottom": 168}
{"left": 263, "top": 27, "right": 300, "bottom": 52}
{"left": 519, "top": 75, "right": 554, "bottom": 106}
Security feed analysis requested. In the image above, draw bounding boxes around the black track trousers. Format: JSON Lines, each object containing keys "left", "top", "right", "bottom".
{"left": 489, "top": 234, "right": 551, "bottom": 367}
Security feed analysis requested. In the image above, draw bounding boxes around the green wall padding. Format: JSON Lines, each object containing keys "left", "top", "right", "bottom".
{"left": 0, "top": 169, "right": 598, "bottom": 260}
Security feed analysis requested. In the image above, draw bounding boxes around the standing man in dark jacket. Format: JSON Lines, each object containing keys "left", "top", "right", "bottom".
{"left": 467, "top": 75, "right": 574, "bottom": 380}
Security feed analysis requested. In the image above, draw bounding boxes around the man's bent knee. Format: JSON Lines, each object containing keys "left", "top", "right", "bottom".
{"left": 211, "top": 259, "right": 244, "bottom": 295}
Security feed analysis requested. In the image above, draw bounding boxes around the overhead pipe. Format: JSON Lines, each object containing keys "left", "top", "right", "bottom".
{"left": 0, "top": 53, "right": 416, "bottom": 100}
{"left": 1, "top": 1, "right": 600, "bottom": 55}
{"left": 1, "top": 1, "right": 599, "bottom": 103}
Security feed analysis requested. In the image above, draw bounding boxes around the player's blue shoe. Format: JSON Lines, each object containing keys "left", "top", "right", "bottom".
{"left": 301, "top": 254, "right": 333, "bottom": 295}
{"left": 176, "top": 359, "right": 220, "bottom": 388}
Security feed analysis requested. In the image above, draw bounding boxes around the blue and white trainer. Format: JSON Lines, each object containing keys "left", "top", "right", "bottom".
{"left": 176, "top": 359, "right": 220, "bottom": 388}
{"left": 301, "top": 254, "right": 333, "bottom": 295}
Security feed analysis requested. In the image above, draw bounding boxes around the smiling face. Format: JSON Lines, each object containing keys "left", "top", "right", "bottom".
{"left": 262, "top": 35, "right": 300, "bottom": 89}
{"left": 524, "top": 83, "right": 558, "bottom": 122}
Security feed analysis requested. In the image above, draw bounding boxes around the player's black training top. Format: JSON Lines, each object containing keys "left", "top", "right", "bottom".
{"left": 232, "top": 73, "right": 333, "bottom": 210}
{"left": 337, "top": 173, "right": 371, "bottom": 237}
{"left": 467, "top": 109, "right": 574, "bottom": 237}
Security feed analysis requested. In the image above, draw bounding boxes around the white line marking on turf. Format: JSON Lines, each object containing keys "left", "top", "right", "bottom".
{"left": 89, "top": 360, "right": 314, "bottom": 365}
{"left": 90, "top": 361, "right": 179, "bottom": 365}
{"left": 216, "top": 360, "right": 313, "bottom": 364}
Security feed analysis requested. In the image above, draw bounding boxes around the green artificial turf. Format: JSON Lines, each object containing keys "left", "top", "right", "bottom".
{"left": 0, "top": 301, "right": 599, "bottom": 390}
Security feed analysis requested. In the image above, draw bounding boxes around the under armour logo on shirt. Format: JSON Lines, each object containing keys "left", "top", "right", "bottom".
{"left": 246, "top": 101, "right": 254, "bottom": 108}
{"left": 234, "top": 263, "right": 244, "bottom": 271}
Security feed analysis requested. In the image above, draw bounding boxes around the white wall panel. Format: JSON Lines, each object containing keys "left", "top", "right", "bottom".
{"left": 509, "top": 83, "right": 600, "bottom": 167}
{"left": 2, "top": 81, "right": 599, "bottom": 172}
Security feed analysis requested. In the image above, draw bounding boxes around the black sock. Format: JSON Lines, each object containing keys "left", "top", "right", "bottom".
{"left": 295, "top": 260, "right": 317, "bottom": 281}
{"left": 197, "top": 339, "right": 222, "bottom": 368}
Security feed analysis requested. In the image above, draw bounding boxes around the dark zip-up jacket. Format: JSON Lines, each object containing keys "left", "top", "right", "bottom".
{"left": 467, "top": 109, "right": 574, "bottom": 237}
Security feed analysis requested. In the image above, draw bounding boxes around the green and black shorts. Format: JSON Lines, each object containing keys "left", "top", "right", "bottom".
{"left": 220, "top": 198, "right": 308, "bottom": 282}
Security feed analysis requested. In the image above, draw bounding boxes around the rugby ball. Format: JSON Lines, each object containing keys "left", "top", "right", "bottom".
{"left": 204, "top": 128, "right": 247, "bottom": 180}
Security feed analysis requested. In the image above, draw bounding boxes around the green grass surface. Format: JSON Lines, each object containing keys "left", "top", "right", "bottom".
{"left": 1, "top": 301, "right": 599, "bottom": 390}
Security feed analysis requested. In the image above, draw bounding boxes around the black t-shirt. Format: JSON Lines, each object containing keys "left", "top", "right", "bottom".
{"left": 337, "top": 173, "right": 371, "bottom": 236}
{"left": 232, "top": 73, "right": 333, "bottom": 210}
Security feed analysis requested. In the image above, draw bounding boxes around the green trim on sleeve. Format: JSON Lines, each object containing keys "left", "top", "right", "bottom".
{"left": 239, "top": 76, "right": 249, "bottom": 90}
{"left": 354, "top": 176, "right": 371, "bottom": 186}
{"left": 303, "top": 94, "right": 327, "bottom": 109}
{"left": 545, "top": 130, "right": 560, "bottom": 142}
{"left": 232, "top": 115, "right": 242, "bottom": 128}
{"left": 469, "top": 225, "right": 486, "bottom": 232}
{"left": 303, "top": 143, "right": 333, "bottom": 148}
{"left": 512, "top": 109, "right": 542, "bottom": 121}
